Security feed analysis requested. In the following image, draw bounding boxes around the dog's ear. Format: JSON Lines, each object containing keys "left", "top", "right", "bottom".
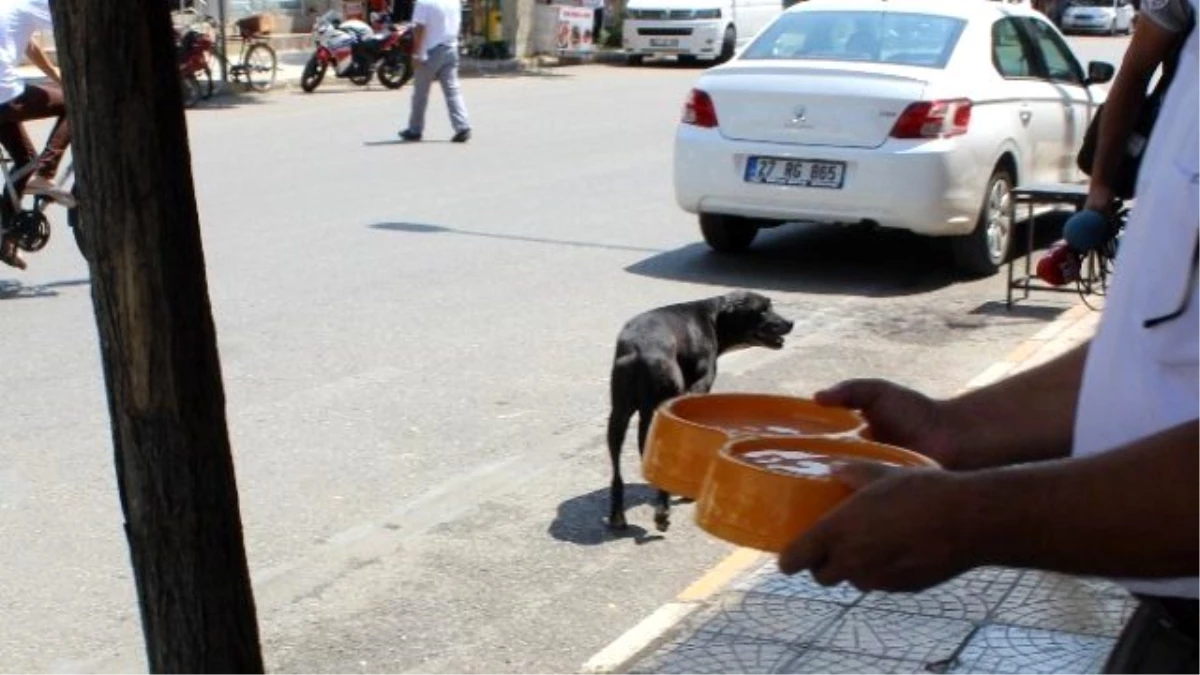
{"left": 719, "top": 290, "right": 754, "bottom": 313}
{"left": 721, "top": 291, "right": 773, "bottom": 315}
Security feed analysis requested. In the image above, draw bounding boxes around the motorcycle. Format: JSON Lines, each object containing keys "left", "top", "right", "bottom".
{"left": 175, "top": 22, "right": 216, "bottom": 107}
{"left": 301, "top": 11, "right": 414, "bottom": 92}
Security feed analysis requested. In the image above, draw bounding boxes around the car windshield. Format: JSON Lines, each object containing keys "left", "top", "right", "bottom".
{"left": 740, "top": 10, "right": 967, "bottom": 68}
{"left": 1070, "top": 0, "right": 1117, "bottom": 6}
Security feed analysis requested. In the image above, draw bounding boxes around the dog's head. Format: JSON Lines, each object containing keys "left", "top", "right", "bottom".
{"left": 715, "top": 291, "right": 794, "bottom": 353}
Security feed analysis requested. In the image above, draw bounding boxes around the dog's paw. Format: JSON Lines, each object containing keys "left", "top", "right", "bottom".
{"left": 608, "top": 514, "right": 629, "bottom": 531}
{"left": 653, "top": 513, "right": 671, "bottom": 533}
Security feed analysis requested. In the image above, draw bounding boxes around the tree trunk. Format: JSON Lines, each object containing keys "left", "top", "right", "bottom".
{"left": 48, "top": 2, "right": 264, "bottom": 672}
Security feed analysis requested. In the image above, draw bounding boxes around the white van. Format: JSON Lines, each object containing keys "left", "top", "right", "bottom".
{"left": 622, "top": 0, "right": 783, "bottom": 64}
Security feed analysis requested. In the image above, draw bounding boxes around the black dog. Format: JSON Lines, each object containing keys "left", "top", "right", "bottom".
{"left": 607, "top": 291, "right": 794, "bottom": 532}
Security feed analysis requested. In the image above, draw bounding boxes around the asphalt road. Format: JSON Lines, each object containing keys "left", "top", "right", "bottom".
{"left": 0, "top": 35, "right": 1128, "bottom": 674}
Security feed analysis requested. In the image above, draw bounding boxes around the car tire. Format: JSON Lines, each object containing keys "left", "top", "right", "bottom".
{"left": 951, "top": 167, "right": 1014, "bottom": 277}
{"left": 718, "top": 26, "right": 736, "bottom": 63}
{"left": 700, "top": 213, "right": 758, "bottom": 252}
{"left": 626, "top": 54, "right": 644, "bottom": 66}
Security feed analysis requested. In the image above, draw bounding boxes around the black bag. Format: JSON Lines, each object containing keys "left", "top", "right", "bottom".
{"left": 1076, "top": 27, "right": 1190, "bottom": 200}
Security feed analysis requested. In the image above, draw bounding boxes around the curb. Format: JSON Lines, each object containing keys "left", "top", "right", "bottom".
{"left": 579, "top": 301, "right": 1101, "bottom": 674}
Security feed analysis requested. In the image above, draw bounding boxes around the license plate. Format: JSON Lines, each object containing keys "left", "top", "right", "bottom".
{"left": 744, "top": 157, "right": 846, "bottom": 189}
{"left": 649, "top": 38, "right": 679, "bottom": 47}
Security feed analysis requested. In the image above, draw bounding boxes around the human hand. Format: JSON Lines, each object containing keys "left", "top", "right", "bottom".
{"left": 777, "top": 461, "right": 975, "bottom": 592}
{"left": 815, "top": 379, "right": 960, "bottom": 467}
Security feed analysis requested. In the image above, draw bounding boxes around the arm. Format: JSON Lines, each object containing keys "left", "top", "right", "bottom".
{"left": 1084, "top": 15, "right": 1180, "bottom": 211}
{"left": 778, "top": 419, "right": 1199, "bottom": 590}
{"left": 25, "top": 41, "right": 61, "bottom": 86}
{"left": 410, "top": 22, "right": 425, "bottom": 59}
{"left": 965, "top": 419, "right": 1199, "bottom": 578}
{"left": 940, "top": 342, "right": 1089, "bottom": 470}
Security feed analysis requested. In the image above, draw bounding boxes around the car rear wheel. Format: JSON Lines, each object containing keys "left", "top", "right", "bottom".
{"left": 700, "top": 213, "right": 758, "bottom": 252}
{"left": 626, "top": 54, "right": 644, "bottom": 66}
{"left": 718, "top": 26, "right": 736, "bottom": 63}
{"left": 952, "top": 167, "right": 1014, "bottom": 276}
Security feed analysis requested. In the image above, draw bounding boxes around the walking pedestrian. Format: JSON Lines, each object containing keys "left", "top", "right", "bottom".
{"left": 397, "top": 0, "right": 471, "bottom": 143}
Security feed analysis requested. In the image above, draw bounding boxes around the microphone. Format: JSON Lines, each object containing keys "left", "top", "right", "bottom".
{"left": 1063, "top": 209, "right": 1109, "bottom": 253}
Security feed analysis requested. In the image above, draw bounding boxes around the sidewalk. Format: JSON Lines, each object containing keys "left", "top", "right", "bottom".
{"left": 584, "top": 303, "right": 1136, "bottom": 675}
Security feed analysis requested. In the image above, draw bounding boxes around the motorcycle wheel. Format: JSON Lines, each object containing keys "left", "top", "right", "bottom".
{"left": 181, "top": 73, "right": 202, "bottom": 108}
{"left": 301, "top": 54, "right": 327, "bottom": 93}
{"left": 377, "top": 54, "right": 412, "bottom": 89}
{"left": 349, "top": 66, "right": 373, "bottom": 86}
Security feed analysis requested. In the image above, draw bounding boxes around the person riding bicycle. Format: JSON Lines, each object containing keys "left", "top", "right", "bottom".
{"left": 0, "top": 0, "right": 73, "bottom": 270}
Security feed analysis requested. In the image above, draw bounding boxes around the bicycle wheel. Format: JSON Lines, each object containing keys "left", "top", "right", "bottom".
{"left": 243, "top": 41, "right": 277, "bottom": 92}
{"left": 200, "top": 65, "right": 214, "bottom": 99}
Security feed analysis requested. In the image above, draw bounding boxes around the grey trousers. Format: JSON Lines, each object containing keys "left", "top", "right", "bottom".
{"left": 407, "top": 43, "right": 470, "bottom": 135}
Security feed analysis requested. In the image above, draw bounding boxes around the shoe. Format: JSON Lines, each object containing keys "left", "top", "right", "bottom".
{"left": 451, "top": 129, "right": 471, "bottom": 143}
{"left": 398, "top": 129, "right": 423, "bottom": 141}
{"left": 0, "top": 233, "right": 26, "bottom": 270}
{"left": 25, "top": 176, "right": 76, "bottom": 208}
{"left": 1036, "top": 241, "right": 1081, "bottom": 287}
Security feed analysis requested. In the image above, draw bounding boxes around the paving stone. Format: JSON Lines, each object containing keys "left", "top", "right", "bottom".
{"left": 812, "top": 607, "right": 976, "bottom": 663}
{"left": 950, "top": 624, "right": 1115, "bottom": 674}
{"left": 993, "top": 572, "right": 1136, "bottom": 637}
{"left": 857, "top": 567, "right": 1022, "bottom": 621}
{"left": 680, "top": 593, "right": 846, "bottom": 645}
{"left": 781, "top": 648, "right": 929, "bottom": 674}
{"left": 628, "top": 632, "right": 804, "bottom": 675}
{"left": 731, "top": 566, "right": 864, "bottom": 606}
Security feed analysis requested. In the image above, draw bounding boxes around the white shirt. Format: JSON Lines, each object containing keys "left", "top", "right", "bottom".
{"left": 0, "top": 0, "right": 51, "bottom": 106}
{"left": 1073, "top": 0, "right": 1199, "bottom": 600}
{"left": 411, "top": 0, "right": 460, "bottom": 59}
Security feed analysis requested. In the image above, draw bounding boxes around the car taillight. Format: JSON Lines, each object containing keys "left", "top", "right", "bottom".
{"left": 890, "top": 98, "right": 972, "bottom": 139}
{"left": 682, "top": 89, "right": 718, "bottom": 128}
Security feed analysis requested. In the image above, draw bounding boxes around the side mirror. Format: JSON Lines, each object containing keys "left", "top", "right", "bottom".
{"left": 1087, "top": 60, "right": 1115, "bottom": 84}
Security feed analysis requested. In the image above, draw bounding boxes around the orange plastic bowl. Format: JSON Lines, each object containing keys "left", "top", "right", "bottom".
{"left": 641, "top": 393, "right": 868, "bottom": 500}
{"left": 695, "top": 435, "right": 939, "bottom": 553}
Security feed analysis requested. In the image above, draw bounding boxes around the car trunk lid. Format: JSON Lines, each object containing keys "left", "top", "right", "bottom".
{"left": 703, "top": 64, "right": 932, "bottom": 149}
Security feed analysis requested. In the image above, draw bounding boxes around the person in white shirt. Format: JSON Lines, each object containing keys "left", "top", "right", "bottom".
{"left": 775, "top": 5, "right": 1199, "bottom": 669}
{"left": 0, "top": 0, "right": 72, "bottom": 270}
{"left": 397, "top": 0, "right": 471, "bottom": 143}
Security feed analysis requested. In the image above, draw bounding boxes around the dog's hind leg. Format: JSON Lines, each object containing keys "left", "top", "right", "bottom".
{"left": 607, "top": 405, "right": 635, "bottom": 530}
{"left": 636, "top": 409, "right": 674, "bottom": 532}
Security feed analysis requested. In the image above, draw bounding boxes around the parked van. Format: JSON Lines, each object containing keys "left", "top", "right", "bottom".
{"left": 622, "top": 0, "right": 782, "bottom": 64}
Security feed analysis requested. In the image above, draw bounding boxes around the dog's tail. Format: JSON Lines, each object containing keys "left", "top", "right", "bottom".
{"left": 608, "top": 353, "right": 640, "bottom": 458}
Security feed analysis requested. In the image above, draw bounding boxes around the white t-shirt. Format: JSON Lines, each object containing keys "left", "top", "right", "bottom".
{"left": 1073, "top": 0, "right": 1199, "bottom": 600}
{"left": 0, "top": 0, "right": 52, "bottom": 106}
{"left": 411, "top": 0, "right": 460, "bottom": 59}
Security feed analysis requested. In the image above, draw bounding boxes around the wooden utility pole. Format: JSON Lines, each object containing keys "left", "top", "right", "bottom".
{"left": 48, "top": 1, "right": 264, "bottom": 671}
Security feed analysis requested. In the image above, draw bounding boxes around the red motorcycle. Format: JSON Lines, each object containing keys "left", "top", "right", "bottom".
{"left": 301, "top": 12, "right": 414, "bottom": 92}
{"left": 176, "top": 23, "right": 216, "bottom": 107}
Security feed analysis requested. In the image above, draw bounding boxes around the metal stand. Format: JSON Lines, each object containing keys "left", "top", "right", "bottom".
{"left": 1005, "top": 182, "right": 1094, "bottom": 308}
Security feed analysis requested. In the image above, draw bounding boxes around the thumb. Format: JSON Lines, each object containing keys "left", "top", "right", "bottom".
{"left": 830, "top": 459, "right": 899, "bottom": 491}
{"left": 814, "top": 378, "right": 888, "bottom": 410}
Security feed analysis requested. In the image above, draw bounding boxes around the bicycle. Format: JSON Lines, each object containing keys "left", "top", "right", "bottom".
{"left": 0, "top": 152, "right": 82, "bottom": 261}
{"left": 200, "top": 12, "right": 278, "bottom": 92}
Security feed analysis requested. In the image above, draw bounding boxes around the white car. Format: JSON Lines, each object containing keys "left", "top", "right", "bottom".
{"left": 1060, "top": 0, "right": 1136, "bottom": 35}
{"left": 673, "top": 0, "right": 1115, "bottom": 274}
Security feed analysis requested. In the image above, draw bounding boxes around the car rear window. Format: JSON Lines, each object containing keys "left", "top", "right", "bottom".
{"left": 741, "top": 10, "right": 967, "bottom": 68}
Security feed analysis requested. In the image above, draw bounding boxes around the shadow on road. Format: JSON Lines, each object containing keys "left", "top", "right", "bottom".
{"left": 369, "top": 221, "right": 664, "bottom": 254}
{"left": 0, "top": 277, "right": 90, "bottom": 301}
{"left": 548, "top": 484, "right": 691, "bottom": 547}
{"left": 371, "top": 211, "right": 1073, "bottom": 300}
{"left": 627, "top": 222, "right": 961, "bottom": 298}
